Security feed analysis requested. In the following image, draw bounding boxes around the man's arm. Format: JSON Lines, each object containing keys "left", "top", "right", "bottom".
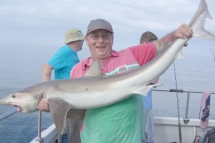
{"left": 39, "top": 64, "right": 53, "bottom": 112}
{"left": 42, "top": 64, "right": 53, "bottom": 82}
{"left": 156, "top": 24, "right": 193, "bottom": 53}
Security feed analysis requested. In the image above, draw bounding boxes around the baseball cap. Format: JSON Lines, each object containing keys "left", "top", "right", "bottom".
{"left": 87, "top": 19, "right": 113, "bottom": 34}
{"left": 140, "top": 31, "right": 158, "bottom": 44}
{"left": 64, "top": 28, "right": 85, "bottom": 44}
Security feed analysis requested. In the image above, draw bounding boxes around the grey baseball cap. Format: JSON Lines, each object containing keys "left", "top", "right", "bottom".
{"left": 140, "top": 31, "right": 158, "bottom": 44}
{"left": 64, "top": 28, "right": 85, "bottom": 44}
{"left": 87, "top": 19, "right": 113, "bottom": 34}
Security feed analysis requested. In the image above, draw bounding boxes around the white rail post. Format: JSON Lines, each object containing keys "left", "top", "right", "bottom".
{"left": 36, "top": 111, "right": 44, "bottom": 143}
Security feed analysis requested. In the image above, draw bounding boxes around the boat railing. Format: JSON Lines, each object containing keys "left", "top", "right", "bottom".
{"left": 0, "top": 89, "right": 215, "bottom": 143}
{"left": 152, "top": 89, "right": 215, "bottom": 124}
{"left": 0, "top": 110, "right": 46, "bottom": 143}
{"left": 0, "top": 108, "right": 17, "bottom": 121}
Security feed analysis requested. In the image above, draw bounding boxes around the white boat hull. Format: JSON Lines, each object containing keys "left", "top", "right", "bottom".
{"left": 30, "top": 117, "right": 215, "bottom": 143}
{"left": 154, "top": 117, "right": 215, "bottom": 143}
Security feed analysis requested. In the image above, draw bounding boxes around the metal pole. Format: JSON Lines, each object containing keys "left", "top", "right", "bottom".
{"left": 36, "top": 111, "right": 44, "bottom": 143}
{"left": 0, "top": 109, "right": 17, "bottom": 121}
{"left": 173, "top": 62, "right": 182, "bottom": 143}
{"left": 183, "top": 92, "right": 190, "bottom": 124}
{"left": 152, "top": 89, "right": 215, "bottom": 94}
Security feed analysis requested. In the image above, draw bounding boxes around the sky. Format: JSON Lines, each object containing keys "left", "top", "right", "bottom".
{"left": 0, "top": 0, "right": 215, "bottom": 56}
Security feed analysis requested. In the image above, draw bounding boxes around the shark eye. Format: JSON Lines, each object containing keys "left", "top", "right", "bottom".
{"left": 11, "top": 94, "right": 16, "bottom": 98}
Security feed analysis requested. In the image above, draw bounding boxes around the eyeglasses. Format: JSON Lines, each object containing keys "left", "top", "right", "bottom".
{"left": 88, "top": 33, "right": 112, "bottom": 40}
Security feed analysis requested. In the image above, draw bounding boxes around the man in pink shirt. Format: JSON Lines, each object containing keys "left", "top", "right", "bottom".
{"left": 70, "top": 19, "right": 192, "bottom": 143}
{"left": 38, "top": 19, "right": 192, "bottom": 143}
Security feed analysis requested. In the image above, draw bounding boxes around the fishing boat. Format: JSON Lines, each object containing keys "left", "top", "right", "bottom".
{"left": 27, "top": 89, "right": 215, "bottom": 143}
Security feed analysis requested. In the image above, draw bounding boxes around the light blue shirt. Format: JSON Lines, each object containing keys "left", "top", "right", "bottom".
{"left": 143, "top": 89, "right": 152, "bottom": 109}
{"left": 48, "top": 45, "right": 79, "bottom": 79}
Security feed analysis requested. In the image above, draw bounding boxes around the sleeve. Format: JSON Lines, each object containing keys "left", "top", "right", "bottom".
{"left": 48, "top": 48, "right": 68, "bottom": 70}
{"left": 129, "top": 42, "right": 157, "bottom": 66}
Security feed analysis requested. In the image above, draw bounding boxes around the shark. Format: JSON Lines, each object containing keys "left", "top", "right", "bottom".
{"left": 0, "top": 0, "right": 215, "bottom": 134}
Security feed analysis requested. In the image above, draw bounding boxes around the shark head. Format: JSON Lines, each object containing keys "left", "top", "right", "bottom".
{"left": 0, "top": 91, "right": 42, "bottom": 113}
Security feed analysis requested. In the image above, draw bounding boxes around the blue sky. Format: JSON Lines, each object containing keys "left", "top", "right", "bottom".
{"left": 0, "top": 0, "right": 215, "bottom": 56}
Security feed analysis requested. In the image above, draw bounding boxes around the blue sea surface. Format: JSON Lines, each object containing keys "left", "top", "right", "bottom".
{"left": 153, "top": 55, "right": 215, "bottom": 120}
{"left": 0, "top": 43, "right": 215, "bottom": 143}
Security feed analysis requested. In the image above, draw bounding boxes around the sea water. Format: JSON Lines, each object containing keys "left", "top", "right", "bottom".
{"left": 0, "top": 43, "right": 214, "bottom": 143}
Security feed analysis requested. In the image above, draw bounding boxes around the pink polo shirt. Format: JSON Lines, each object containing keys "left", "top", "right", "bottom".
{"left": 70, "top": 42, "right": 156, "bottom": 143}
{"left": 70, "top": 42, "right": 156, "bottom": 78}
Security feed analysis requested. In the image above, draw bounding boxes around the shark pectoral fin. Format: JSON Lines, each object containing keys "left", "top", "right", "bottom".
{"left": 133, "top": 83, "right": 163, "bottom": 96}
{"left": 67, "top": 109, "right": 86, "bottom": 120}
{"left": 133, "top": 84, "right": 153, "bottom": 96}
{"left": 152, "top": 83, "right": 163, "bottom": 88}
{"left": 47, "top": 97, "right": 74, "bottom": 135}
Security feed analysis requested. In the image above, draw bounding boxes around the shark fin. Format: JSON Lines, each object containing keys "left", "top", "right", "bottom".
{"left": 133, "top": 84, "right": 153, "bottom": 96}
{"left": 189, "top": 0, "right": 215, "bottom": 40}
{"left": 67, "top": 109, "right": 86, "bottom": 120}
{"left": 47, "top": 97, "right": 74, "bottom": 135}
{"left": 84, "top": 61, "right": 105, "bottom": 77}
{"left": 133, "top": 83, "right": 163, "bottom": 96}
{"left": 176, "top": 49, "right": 184, "bottom": 59}
{"left": 152, "top": 83, "right": 163, "bottom": 88}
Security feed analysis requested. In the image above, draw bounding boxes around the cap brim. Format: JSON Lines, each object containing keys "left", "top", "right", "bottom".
{"left": 87, "top": 28, "right": 113, "bottom": 34}
{"left": 64, "top": 35, "right": 85, "bottom": 44}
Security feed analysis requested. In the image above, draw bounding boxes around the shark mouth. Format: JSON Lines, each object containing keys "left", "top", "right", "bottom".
{"left": 14, "top": 105, "right": 22, "bottom": 112}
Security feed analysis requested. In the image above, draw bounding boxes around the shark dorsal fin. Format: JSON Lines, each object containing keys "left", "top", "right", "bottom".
{"left": 84, "top": 60, "right": 104, "bottom": 77}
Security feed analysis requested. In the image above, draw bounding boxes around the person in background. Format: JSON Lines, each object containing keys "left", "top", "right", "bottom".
{"left": 38, "top": 18, "right": 192, "bottom": 143}
{"left": 42, "top": 28, "right": 84, "bottom": 143}
{"left": 140, "top": 31, "right": 159, "bottom": 143}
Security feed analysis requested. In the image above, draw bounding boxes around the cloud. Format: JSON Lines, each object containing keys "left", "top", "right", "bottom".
{"left": 0, "top": 0, "right": 214, "bottom": 48}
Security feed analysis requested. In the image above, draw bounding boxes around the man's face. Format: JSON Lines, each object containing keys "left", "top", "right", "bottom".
{"left": 77, "top": 40, "right": 84, "bottom": 51}
{"left": 85, "top": 30, "right": 113, "bottom": 60}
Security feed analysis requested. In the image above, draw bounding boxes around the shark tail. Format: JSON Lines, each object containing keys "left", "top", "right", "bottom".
{"left": 189, "top": 0, "right": 215, "bottom": 40}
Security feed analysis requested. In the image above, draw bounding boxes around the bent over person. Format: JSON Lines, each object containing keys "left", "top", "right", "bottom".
{"left": 140, "top": 31, "right": 159, "bottom": 143}
{"left": 42, "top": 28, "right": 84, "bottom": 143}
{"left": 38, "top": 19, "right": 192, "bottom": 143}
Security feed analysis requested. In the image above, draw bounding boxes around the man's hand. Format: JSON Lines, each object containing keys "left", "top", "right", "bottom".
{"left": 37, "top": 98, "right": 50, "bottom": 112}
{"left": 174, "top": 24, "right": 193, "bottom": 39}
